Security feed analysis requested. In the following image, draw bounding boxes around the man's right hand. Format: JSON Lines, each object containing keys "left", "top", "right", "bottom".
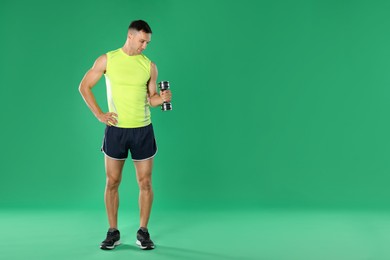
{"left": 97, "top": 112, "right": 118, "bottom": 126}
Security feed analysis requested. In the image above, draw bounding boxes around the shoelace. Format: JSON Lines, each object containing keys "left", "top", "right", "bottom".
{"left": 104, "top": 232, "right": 118, "bottom": 243}
{"left": 139, "top": 231, "right": 150, "bottom": 241}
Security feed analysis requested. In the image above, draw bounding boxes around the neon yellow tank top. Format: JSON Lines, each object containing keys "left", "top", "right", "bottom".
{"left": 104, "top": 48, "right": 151, "bottom": 128}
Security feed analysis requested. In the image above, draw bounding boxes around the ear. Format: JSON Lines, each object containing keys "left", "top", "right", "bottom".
{"left": 128, "top": 29, "right": 138, "bottom": 40}
{"left": 127, "top": 31, "right": 133, "bottom": 39}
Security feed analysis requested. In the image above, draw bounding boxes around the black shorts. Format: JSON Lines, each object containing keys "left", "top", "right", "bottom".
{"left": 101, "top": 124, "right": 157, "bottom": 161}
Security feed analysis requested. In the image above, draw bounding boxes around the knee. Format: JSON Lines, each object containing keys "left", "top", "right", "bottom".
{"left": 138, "top": 178, "right": 152, "bottom": 191}
{"left": 106, "top": 176, "right": 121, "bottom": 190}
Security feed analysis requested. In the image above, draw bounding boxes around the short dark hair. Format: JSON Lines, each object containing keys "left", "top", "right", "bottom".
{"left": 129, "top": 20, "right": 152, "bottom": 34}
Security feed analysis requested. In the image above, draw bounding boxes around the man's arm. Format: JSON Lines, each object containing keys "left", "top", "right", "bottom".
{"left": 79, "top": 54, "right": 118, "bottom": 126}
{"left": 147, "top": 62, "right": 172, "bottom": 107}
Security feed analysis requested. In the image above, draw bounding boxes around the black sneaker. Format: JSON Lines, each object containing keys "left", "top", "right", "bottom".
{"left": 100, "top": 229, "right": 120, "bottom": 250}
{"left": 136, "top": 228, "right": 155, "bottom": 250}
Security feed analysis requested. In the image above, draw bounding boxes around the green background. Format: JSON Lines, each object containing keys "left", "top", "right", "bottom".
{"left": 1, "top": 0, "right": 390, "bottom": 259}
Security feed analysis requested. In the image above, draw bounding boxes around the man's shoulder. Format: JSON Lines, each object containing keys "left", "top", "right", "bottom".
{"left": 106, "top": 48, "right": 121, "bottom": 57}
{"left": 140, "top": 54, "right": 152, "bottom": 63}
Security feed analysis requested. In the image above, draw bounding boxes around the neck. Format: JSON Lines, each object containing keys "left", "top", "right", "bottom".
{"left": 122, "top": 43, "right": 138, "bottom": 56}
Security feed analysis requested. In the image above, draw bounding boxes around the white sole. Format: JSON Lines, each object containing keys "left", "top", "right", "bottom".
{"left": 101, "top": 240, "right": 121, "bottom": 250}
{"left": 136, "top": 240, "right": 155, "bottom": 250}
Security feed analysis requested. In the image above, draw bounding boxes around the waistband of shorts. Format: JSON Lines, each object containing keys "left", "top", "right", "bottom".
{"left": 107, "top": 123, "right": 152, "bottom": 130}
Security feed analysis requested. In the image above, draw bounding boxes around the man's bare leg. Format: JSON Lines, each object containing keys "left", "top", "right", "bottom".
{"left": 104, "top": 156, "right": 125, "bottom": 229}
{"left": 134, "top": 158, "right": 154, "bottom": 228}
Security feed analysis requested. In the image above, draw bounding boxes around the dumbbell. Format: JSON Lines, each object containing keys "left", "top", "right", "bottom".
{"left": 158, "top": 81, "right": 172, "bottom": 111}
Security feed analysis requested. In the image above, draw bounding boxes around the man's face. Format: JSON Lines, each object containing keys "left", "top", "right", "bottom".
{"left": 130, "top": 30, "right": 151, "bottom": 54}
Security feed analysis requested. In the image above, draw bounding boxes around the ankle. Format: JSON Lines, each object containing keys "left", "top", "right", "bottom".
{"left": 139, "top": 227, "right": 148, "bottom": 232}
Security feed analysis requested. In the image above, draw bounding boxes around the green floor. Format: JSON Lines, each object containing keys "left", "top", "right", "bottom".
{"left": 2, "top": 208, "right": 390, "bottom": 260}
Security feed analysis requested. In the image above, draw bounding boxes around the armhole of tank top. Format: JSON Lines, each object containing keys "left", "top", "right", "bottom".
{"left": 148, "top": 60, "right": 152, "bottom": 76}
{"left": 105, "top": 52, "right": 110, "bottom": 75}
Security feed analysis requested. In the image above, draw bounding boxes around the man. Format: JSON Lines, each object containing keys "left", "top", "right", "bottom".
{"left": 79, "top": 20, "right": 171, "bottom": 250}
